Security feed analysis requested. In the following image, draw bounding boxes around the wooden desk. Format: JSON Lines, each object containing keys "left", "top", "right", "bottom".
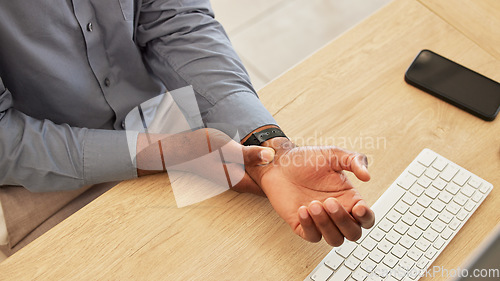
{"left": 1, "top": 0, "right": 498, "bottom": 280}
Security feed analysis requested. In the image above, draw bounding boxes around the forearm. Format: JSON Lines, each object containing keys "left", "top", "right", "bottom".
{"left": 137, "top": 0, "right": 277, "bottom": 139}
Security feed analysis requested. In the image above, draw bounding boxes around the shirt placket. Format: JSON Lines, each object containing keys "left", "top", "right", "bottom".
{"left": 71, "top": 1, "right": 116, "bottom": 123}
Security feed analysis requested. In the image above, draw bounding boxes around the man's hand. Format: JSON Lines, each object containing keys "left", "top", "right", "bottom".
{"left": 135, "top": 128, "right": 275, "bottom": 196}
{"left": 246, "top": 137, "right": 375, "bottom": 246}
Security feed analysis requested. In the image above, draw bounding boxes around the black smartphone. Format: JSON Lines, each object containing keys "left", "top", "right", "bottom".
{"left": 405, "top": 49, "right": 500, "bottom": 121}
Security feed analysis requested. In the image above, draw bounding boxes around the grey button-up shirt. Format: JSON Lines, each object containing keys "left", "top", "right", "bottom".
{"left": 0, "top": 0, "right": 276, "bottom": 192}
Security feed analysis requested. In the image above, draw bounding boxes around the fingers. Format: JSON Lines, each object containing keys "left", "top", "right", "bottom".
{"left": 307, "top": 201, "right": 345, "bottom": 246}
{"left": 323, "top": 198, "right": 362, "bottom": 242}
{"left": 352, "top": 200, "right": 375, "bottom": 229}
{"left": 297, "top": 206, "right": 322, "bottom": 243}
{"left": 298, "top": 198, "right": 367, "bottom": 246}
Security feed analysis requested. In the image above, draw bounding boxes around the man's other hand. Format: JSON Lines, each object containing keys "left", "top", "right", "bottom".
{"left": 246, "top": 137, "right": 375, "bottom": 246}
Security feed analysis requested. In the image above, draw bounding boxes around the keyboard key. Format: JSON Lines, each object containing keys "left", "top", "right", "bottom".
{"left": 407, "top": 248, "right": 423, "bottom": 261}
{"left": 352, "top": 268, "right": 369, "bottom": 281}
{"left": 409, "top": 205, "right": 425, "bottom": 217}
{"left": 366, "top": 274, "right": 383, "bottom": 281}
{"left": 441, "top": 227, "right": 454, "bottom": 240}
{"left": 410, "top": 185, "right": 425, "bottom": 197}
{"left": 449, "top": 218, "right": 461, "bottom": 231}
{"left": 464, "top": 200, "right": 476, "bottom": 212}
{"left": 415, "top": 240, "right": 431, "bottom": 252}
{"left": 397, "top": 173, "right": 417, "bottom": 190}
{"left": 408, "top": 226, "right": 423, "bottom": 240}
{"left": 424, "top": 186, "right": 440, "bottom": 199}
{"left": 345, "top": 256, "right": 361, "bottom": 270}
{"left": 408, "top": 162, "right": 426, "bottom": 177}
{"left": 391, "top": 245, "right": 407, "bottom": 259}
{"left": 446, "top": 202, "right": 461, "bottom": 215}
{"left": 423, "top": 209, "right": 438, "bottom": 221}
{"left": 382, "top": 254, "right": 399, "bottom": 268}
{"left": 456, "top": 209, "right": 468, "bottom": 221}
{"left": 408, "top": 267, "right": 422, "bottom": 279}
{"left": 446, "top": 183, "right": 460, "bottom": 195}
{"left": 425, "top": 248, "right": 438, "bottom": 259}
{"left": 423, "top": 229, "right": 438, "bottom": 242}
{"left": 353, "top": 247, "right": 369, "bottom": 261}
{"left": 386, "top": 210, "right": 401, "bottom": 224}
{"left": 467, "top": 177, "right": 481, "bottom": 188}
{"left": 416, "top": 258, "right": 429, "bottom": 269}
{"left": 402, "top": 213, "right": 417, "bottom": 226}
{"left": 432, "top": 178, "right": 447, "bottom": 190}
{"left": 440, "top": 165, "right": 458, "bottom": 181}
{"left": 400, "top": 236, "right": 415, "bottom": 249}
{"left": 438, "top": 191, "right": 453, "bottom": 204}
{"left": 394, "top": 201, "right": 410, "bottom": 214}
{"left": 433, "top": 237, "right": 445, "bottom": 249}
{"left": 369, "top": 248, "right": 384, "bottom": 263}
{"left": 391, "top": 266, "right": 407, "bottom": 281}
{"left": 418, "top": 150, "right": 436, "bottom": 166}
{"left": 417, "top": 196, "right": 432, "bottom": 208}
{"left": 377, "top": 239, "right": 393, "bottom": 254}
{"left": 453, "top": 194, "right": 468, "bottom": 206}
{"left": 479, "top": 184, "right": 491, "bottom": 194}
{"left": 417, "top": 176, "right": 432, "bottom": 188}
{"left": 311, "top": 265, "right": 333, "bottom": 281}
{"left": 471, "top": 191, "right": 483, "bottom": 203}
{"left": 331, "top": 266, "right": 351, "bottom": 281}
{"left": 430, "top": 200, "right": 445, "bottom": 212}
{"left": 394, "top": 222, "right": 409, "bottom": 235}
{"left": 336, "top": 242, "right": 357, "bottom": 258}
{"left": 424, "top": 167, "right": 439, "bottom": 180}
{"left": 370, "top": 229, "right": 386, "bottom": 242}
{"left": 402, "top": 193, "right": 417, "bottom": 205}
{"left": 460, "top": 185, "right": 475, "bottom": 197}
{"left": 374, "top": 264, "right": 390, "bottom": 278}
{"left": 431, "top": 220, "right": 446, "bottom": 233}
{"left": 432, "top": 157, "right": 447, "bottom": 171}
{"left": 415, "top": 217, "right": 431, "bottom": 230}
{"left": 438, "top": 211, "right": 454, "bottom": 224}
{"left": 360, "top": 259, "right": 377, "bottom": 273}
{"left": 325, "top": 253, "right": 344, "bottom": 270}
{"left": 399, "top": 256, "right": 415, "bottom": 271}
{"left": 452, "top": 170, "right": 470, "bottom": 186}
{"left": 378, "top": 219, "right": 393, "bottom": 233}
{"left": 386, "top": 230, "right": 401, "bottom": 244}
{"left": 361, "top": 237, "right": 377, "bottom": 251}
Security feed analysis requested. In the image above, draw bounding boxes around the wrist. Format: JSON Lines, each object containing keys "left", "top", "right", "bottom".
{"left": 246, "top": 137, "right": 296, "bottom": 188}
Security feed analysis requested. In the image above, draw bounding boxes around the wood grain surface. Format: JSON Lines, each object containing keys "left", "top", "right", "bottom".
{"left": 0, "top": 0, "right": 498, "bottom": 280}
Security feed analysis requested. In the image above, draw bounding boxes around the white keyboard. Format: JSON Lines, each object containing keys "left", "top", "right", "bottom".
{"left": 305, "top": 149, "right": 493, "bottom": 281}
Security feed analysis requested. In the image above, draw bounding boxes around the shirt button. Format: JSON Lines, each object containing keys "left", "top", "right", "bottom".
{"left": 121, "top": 121, "right": 126, "bottom": 129}
{"left": 104, "top": 78, "right": 111, "bottom": 87}
{"left": 87, "top": 22, "right": 93, "bottom": 32}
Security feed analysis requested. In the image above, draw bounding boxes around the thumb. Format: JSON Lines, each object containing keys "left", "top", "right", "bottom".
{"left": 335, "top": 149, "right": 371, "bottom": 182}
{"left": 242, "top": 145, "right": 276, "bottom": 166}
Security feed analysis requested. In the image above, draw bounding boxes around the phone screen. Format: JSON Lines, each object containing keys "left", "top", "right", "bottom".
{"left": 405, "top": 50, "right": 500, "bottom": 121}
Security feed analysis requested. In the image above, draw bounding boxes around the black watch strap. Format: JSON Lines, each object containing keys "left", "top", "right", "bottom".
{"left": 242, "top": 127, "right": 287, "bottom": 146}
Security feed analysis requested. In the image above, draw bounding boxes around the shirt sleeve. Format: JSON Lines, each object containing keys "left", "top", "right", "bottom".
{"left": 0, "top": 78, "right": 138, "bottom": 192}
{"left": 136, "top": 0, "right": 277, "bottom": 139}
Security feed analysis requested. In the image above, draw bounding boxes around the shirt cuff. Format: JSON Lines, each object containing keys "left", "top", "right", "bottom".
{"left": 83, "top": 129, "right": 138, "bottom": 185}
{"left": 203, "top": 91, "right": 277, "bottom": 141}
